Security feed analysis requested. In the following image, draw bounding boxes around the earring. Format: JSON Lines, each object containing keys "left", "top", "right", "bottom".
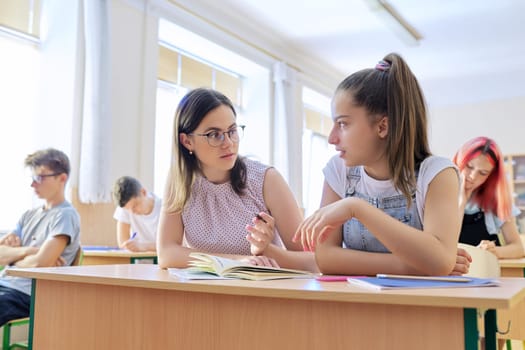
{"left": 189, "top": 150, "right": 193, "bottom": 155}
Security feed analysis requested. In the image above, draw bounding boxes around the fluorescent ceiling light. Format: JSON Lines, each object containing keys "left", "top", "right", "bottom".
{"left": 366, "top": 0, "right": 423, "bottom": 46}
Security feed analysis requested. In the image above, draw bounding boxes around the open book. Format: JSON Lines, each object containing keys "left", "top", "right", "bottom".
{"left": 347, "top": 274, "right": 500, "bottom": 290}
{"left": 169, "top": 253, "right": 314, "bottom": 281}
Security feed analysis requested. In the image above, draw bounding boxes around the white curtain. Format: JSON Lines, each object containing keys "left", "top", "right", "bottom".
{"left": 78, "top": 0, "right": 112, "bottom": 203}
{"left": 272, "top": 62, "right": 303, "bottom": 207}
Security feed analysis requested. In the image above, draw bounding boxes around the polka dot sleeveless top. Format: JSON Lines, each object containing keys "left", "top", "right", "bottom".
{"left": 182, "top": 158, "right": 285, "bottom": 255}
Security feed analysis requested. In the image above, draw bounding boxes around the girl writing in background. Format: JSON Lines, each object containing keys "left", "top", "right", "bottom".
{"left": 294, "top": 53, "right": 470, "bottom": 276}
{"left": 157, "top": 88, "right": 317, "bottom": 272}
{"left": 454, "top": 136, "right": 524, "bottom": 258}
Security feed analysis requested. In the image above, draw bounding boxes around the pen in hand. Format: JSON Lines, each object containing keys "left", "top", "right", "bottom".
{"left": 255, "top": 214, "right": 267, "bottom": 224}
{"left": 130, "top": 232, "right": 137, "bottom": 240}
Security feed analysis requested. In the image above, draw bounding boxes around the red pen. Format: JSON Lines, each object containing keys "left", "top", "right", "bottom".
{"left": 316, "top": 275, "right": 367, "bottom": 282}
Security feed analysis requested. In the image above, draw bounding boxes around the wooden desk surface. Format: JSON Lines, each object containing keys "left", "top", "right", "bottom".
{"left": 82, "top": 250, "right": 156, "bottom": 258}
{"left": 8, "top": 264, "right": 525, "bottom": 310}
{"left": 81, "top": 248, "right": 157, "bottom": 265}
{"left": 499, "top": 258, "right": 525, "bottom": 269}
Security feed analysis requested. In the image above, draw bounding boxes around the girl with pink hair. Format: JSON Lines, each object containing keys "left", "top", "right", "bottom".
{"left": 453, "top": 136, "right": 524, "bottom": 258}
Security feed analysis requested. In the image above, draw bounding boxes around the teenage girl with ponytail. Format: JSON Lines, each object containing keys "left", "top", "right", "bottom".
{"left": 294, "top": 53, "right": 470, "bottom": 276}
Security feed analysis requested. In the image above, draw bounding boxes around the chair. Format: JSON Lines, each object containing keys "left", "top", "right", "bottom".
{"left": 2, "top": 247, "right": 83, "bottom": 349}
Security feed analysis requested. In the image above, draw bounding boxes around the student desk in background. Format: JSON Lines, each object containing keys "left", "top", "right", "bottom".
{"left": 497, "top": 258, "right": 525, "bottom": 345}
{"left": 81, "top": 246, "right": 157, "bottom": 265}
{"left": 8, "top": 265, "right": 525, "bottom": 350}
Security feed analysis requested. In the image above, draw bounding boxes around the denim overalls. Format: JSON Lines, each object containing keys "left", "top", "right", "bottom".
{"left": 343, "top": 167, "right": 422, "bottom": 253}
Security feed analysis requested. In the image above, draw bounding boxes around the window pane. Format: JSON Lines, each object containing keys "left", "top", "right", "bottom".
{"left": 215, "top": 69, "right": 241, "bottom": 106}
{"left": 158, "top": 45, "right": 179, "bottom": 84}
{"left": 154, "top": 83, "right": 188, "bottom": 196}
{"left": 0, "top": 35, "right": 41, "bottom": 230}
{"left": 181, "top": 55, "right": 212, "bottom": 89}
{"left": 304, "top": 108, "right": 322, "bottom": 134}
{"left": 0, "top": 0, "right": 41, "bottom": 37}
{"left": 302, "top": 87, "right": 334, "bottom": 215}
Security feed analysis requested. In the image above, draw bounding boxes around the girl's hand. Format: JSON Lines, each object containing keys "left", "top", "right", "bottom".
{"left": 241, "top": 255, "right": 280, "bottom": 268}
{"left": 478, "top": 240, "right": 498, "bottom": 257}
{"left": 246, "top": 212, "right": 275, "bottom": 256}
{"left": 293, "top": 198, "right": 356, "bottom": 252}
{"left": 449, "top": 247, "right": 472, "bottom": 275}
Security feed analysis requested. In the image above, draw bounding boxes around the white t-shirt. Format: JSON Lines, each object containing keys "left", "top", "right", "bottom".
{"left": 323, "top": 155, "right": 458, "bottom": 223}
{"left": 113, "top": 192, "right": 161, "bottom": 243}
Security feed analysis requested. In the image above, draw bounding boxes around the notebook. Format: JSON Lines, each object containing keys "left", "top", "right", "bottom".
{"left": 347, "top": 274, "right": 500, "bottom": 290}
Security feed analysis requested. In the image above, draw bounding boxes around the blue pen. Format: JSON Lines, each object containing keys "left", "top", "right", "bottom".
{"left": 130, "top": 232, "right": 137, "bottom": 240}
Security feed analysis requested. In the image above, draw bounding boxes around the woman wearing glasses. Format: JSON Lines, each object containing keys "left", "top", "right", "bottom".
{"left": 157, "top": 88, "right": 317, "bottom": 272}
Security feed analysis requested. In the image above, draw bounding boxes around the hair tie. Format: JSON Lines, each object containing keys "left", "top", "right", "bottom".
{"left": 375, "top": 60, "right": 390, "bottom": 72}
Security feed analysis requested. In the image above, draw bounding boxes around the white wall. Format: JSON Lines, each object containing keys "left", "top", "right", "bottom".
{"left": 428, "top": 95, "right": 525, "bottom": 158}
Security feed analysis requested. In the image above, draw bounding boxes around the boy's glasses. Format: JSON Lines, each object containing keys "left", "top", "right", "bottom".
{"left": 32, "top": 173, "right": 61, "bottom": 184}
{"left": 190, "top": 125, "right": 245, "bottom": 147}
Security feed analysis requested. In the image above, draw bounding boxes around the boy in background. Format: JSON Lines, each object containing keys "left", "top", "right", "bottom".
{"left": 0, "top": 148, "right": 80, "bottom": 326}
{"left": 112, "top": 176, "right": 160, "bottom": 252}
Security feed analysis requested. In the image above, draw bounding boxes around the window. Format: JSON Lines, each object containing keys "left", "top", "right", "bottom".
{"left": 0, "top": 0, "right": 41, "bottom": 39}
{"left": 0, "top": 32, "right": 41, "bottom": 231}
{"left": 153, "top": 82, "right": 187, "bottom": 196}
{"left": 302, "top": 87, "right": 336, "bottom": 216}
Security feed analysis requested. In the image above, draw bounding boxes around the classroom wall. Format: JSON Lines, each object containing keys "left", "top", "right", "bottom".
{"left": 428, "top": 95, "right": 525, "bottom": 158}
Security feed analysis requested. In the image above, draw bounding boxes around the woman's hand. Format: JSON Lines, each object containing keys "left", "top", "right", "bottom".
{"left": 241, "top": 255, "right": 280, "bottom": 268}
{"left": 246, "top": 212, "right": 275, "bottom": 256}
{"left": 293, "top": 198, "right": 356, "bottom": 252}
{"left": 54, "top": 256, "right": 66, "bottom": 267}
{"left": 449, "top": 247, "right": 472, "bottom": 275}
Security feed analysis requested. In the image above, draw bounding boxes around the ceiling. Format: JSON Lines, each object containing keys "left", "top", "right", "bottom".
{"left": 180, "top": 0, "right": 525, "bottom": 107}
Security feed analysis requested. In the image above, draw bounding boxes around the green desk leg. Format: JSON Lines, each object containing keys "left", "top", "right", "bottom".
{"left": 130, "top": 256, "right": 158, "bottom": 264}
{"left": 484, "top": 309, "right": 497, "bottom": 350}
{"left": 464, "top": 308, "right": 479, "bottom": 350}
{"left": 28, "top": 279, "right": 36, "bottom": 350}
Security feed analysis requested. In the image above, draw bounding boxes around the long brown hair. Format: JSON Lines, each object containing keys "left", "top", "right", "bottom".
{"left": 336, "top": 52, "right": 431, "bottom": 203}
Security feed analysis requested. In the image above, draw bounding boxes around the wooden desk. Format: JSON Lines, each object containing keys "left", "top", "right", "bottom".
{"left": 82, "top": 248, "right": 157, "bottom": 265}
{"left": 8, "top": 265, "right": 525, "bottom": 350}
{"left": 500, "top": 258, "right": 525, "bottom": 278}
{"left": 498, "top": 258, "right": 525, "bottom": 342}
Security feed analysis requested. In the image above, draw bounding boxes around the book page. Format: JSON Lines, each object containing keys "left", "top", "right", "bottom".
{"left": 186, "top": 253, "right": 314, "bottom": 280}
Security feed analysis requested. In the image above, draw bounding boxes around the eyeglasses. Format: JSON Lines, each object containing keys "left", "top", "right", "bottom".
{"left": 32, "top": 173, "right": 62, "bottom": 184}
{"left": 190, "top": 125, "right": 245, "bottom": 147}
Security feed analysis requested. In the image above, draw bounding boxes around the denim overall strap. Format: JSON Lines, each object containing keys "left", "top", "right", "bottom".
{"left": 343, "top": 166, "right": 422, "bottom": 253}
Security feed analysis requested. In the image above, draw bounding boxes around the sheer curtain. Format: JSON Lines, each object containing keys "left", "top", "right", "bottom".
{"left": 272, "top": 61, "right": 303, "bottom": 206}
{"left": 77, "top": 0, "right": 112, "bottom": 203}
